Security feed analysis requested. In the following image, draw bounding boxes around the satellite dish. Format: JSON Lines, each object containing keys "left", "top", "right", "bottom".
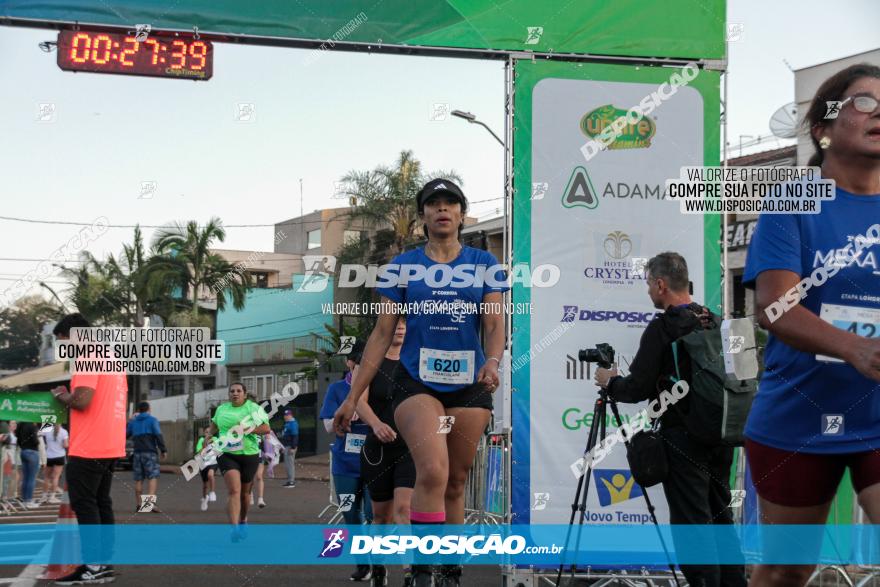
{"left": 769, "top": 102, "right": 798, "bottom": 139}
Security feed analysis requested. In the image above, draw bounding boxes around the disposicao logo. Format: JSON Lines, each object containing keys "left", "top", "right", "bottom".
{"left": 319, "top": 528, "right": 348, "bottom": 558}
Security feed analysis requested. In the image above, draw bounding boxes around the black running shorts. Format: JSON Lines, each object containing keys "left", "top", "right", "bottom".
{"left": 361, "top": 434, "right": 416, "bottom": 502}
{"left": 217, "top": 453, "right": 260, "bottom": 484}
{"left": 392, "top": 366, "right": 493, "bottom": 412}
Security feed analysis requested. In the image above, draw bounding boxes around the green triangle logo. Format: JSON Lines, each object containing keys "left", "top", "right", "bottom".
{"left": 561, "top": 166, "right": 598, "bottom": 209}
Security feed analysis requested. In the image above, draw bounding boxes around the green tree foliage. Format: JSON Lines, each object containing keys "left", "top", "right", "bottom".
{"left": 0, "top": 296, "right": 61, "bottom": 370}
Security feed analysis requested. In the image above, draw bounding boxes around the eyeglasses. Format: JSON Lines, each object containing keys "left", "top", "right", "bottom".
{"left": 840, "top": 95, "right": 880, "bottom": 114}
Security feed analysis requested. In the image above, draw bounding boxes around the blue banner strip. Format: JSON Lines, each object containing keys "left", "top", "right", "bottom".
{"left": 5, "top": 524, "right": 880, "bottom": 565}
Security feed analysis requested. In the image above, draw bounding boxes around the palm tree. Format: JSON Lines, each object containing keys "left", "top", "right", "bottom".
{"left": 56, "top": 252, "right": 128, "bottom": 325}
{"left": 294, "top": 323, "right": 367, "bottom": 382}
{"left": 151, "top": 218, "right": 252, "bottom": 325}
{"left": 338, "top": 150, "right": 461, "bottom": 259}
{"left": 152, "top": 218, "right": 253, "bottom": 454}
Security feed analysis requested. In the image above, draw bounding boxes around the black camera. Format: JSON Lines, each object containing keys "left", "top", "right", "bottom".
{"left": 578, "top": 343, "right": 615, "bottom": 369}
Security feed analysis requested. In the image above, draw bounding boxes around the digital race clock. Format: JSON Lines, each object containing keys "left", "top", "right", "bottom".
{"left": 56, "top": 30, "right": 213, "bottom": 80}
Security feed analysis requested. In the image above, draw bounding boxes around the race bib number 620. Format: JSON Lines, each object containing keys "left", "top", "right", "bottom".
{"left": 419, "top": 348, "right": 475, "bottom": 384}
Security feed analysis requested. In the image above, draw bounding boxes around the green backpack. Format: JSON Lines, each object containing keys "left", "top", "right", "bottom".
{"left": 670, "top": 315, "right": 758, "bottom": 446}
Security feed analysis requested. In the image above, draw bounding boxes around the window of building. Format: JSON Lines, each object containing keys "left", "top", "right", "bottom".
{"left": 164, "top": 378, "right": 185, "bottom": 396}
{"left": 250, "top": 271, "right": 269, "bottom": 288}
{"left": 307, "top": 229, "right": 321, "bottom": 250}
{"left": 343, "top": 230, "right": 362, "bottom": 245}
{"left": 240, "top": 376, "right": 255, "bottom": 395}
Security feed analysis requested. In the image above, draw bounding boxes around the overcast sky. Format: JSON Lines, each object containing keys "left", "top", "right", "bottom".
{"left": 0, "top": 0, "right": 877, "bottom": 306}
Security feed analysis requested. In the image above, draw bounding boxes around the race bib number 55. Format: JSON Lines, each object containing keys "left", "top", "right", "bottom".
{"left": 419, "top": 348, "right": 475, "bottom": 385}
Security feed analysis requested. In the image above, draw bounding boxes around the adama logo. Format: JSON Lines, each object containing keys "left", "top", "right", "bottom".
{"left": 319, "top": 528, "right": 348, "bottom": 558}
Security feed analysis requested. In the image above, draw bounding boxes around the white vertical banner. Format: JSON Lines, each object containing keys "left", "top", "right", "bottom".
{"left": 526, "top": 76, "right": 706, "bottom": 526}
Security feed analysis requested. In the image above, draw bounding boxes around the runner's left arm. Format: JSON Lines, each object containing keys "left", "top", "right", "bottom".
{"left": 477, "top": 291, "right": 506, "bottom": 387}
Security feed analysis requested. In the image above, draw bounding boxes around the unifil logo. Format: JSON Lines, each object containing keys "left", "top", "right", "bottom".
{"left": 319, "top": 528, "right": 348, "bottom": 558}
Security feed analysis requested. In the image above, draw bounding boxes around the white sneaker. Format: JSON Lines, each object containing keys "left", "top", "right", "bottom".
{"left": 209, "top": 491, "right": 217, "bottom": 502}
{"left": 47, "top": 496, "right": 61, "bottom": 505}
{"left": 25, "top": 501, "right": 40, "bottom": 509}
{"left": 258, "top": 497, "right": 266, "bottom": 508}
{"left": 200, "top": 497, "right": 208, "bottom": 511}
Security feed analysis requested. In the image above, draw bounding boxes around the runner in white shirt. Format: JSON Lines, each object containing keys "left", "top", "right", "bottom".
{"left": 40, "top": 424, "right": 69, "bottom": 504}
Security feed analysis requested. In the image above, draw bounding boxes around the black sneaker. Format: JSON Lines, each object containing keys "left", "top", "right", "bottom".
{"left": 370, "top": 566, "right": 388, "bottom": 587}
{"left": 436, "top": 565, "right": 461, "bottom": 587}
{"left": 350, "top": 565, "right": 372, "bottom": 581}
{"left": 283, "top": 482, "right": 296, "bottom": 488}
{"left": 410, "top": 565, "right": 434, "bottom": 587}
{"left": 55, "top": 564, "right": 115, "bottom": 584}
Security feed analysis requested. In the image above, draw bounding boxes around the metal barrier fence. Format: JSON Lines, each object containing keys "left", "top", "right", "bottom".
{"left": 464, "top": 432, "right": 509, "bottom": 525}
{"left": 0, "top": 443, "right": 27, "bottom": 515}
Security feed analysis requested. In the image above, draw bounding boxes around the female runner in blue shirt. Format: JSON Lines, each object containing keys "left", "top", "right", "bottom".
{"left": 744, "top": 63, "right": 880, "bottom": 586}
{"left": 334, "top": 179, "right": 507, "bottom": 587}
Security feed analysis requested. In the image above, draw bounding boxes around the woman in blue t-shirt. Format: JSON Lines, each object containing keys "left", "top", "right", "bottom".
{"left": 744, "top": 64, "right": 880, "bottom": 586}
{"left": 320, "top": 348, "right": 374, "bottom": 582}
{"left": 334, "top": 179, "right": 508, "bottom": 587}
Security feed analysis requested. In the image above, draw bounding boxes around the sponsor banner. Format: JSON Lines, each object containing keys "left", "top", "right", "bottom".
{"left": 511, "top": 60, "right": 720, "bottom": 530}
{"left": 4, "top": 2, "right": 725, "bottom": 60}
{"left": 7, "top": 524, "right": 879, "bottom": 565}
{"left": 0, "top": 391, "right": 67, "bottom": 424}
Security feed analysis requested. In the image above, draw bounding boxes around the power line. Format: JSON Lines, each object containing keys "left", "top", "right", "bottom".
{"left": 0, "top": 258, "right": 87, "bottom": 263}
{"left": 217, "top": 311, "right": 327, "bottom": 332}
{"left": 0, "top": 200, "right": 505, "bottom": 230}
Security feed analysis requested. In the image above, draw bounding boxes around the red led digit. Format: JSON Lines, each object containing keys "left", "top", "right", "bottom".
{"left": 92, "top": 34, "right": 112, "bottom": 64}
{"left": 70, "top": 32, "right": 91, "bottom": 63}
{"left": 144, "top": 39, "right": 160, "bottom": 65}
{"left": 188, "top": 42, "right": 207, "bottom": 70}
{"left": 170, "top": 40, "right": 187, "bottom": 69}
{"left": 119, "top": 37, "right": 138, "bottom": 67}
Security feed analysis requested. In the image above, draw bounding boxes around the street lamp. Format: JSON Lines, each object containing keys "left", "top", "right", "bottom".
{"left": 451, "top": 110, "right": 505, "bottom": 149}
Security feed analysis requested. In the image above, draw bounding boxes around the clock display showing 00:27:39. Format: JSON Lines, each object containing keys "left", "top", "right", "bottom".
{"left": 56, "top": 30, "right": 213, "bottom": 80}
{"left": 68, "top": 33, "right": 208, "bottom": 69}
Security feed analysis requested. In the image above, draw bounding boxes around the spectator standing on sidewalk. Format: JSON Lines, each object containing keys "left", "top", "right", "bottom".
{"left": 16, "top": 420, "right": 41, "bottom": 508}
{"left": 280, "top": 409, "right": 299, "bottom": 488}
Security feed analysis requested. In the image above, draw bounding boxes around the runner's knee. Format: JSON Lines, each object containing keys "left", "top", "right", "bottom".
{"left": 417, "top": 460, "right": 448, "bottom": 489}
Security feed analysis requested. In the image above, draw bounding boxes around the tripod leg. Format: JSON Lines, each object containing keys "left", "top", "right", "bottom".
{"left": 606, "top": 399, "right": 682, "bottom": 587}
{"left": 566, "top": 397, "right": 607, "bottom": 585}
{"left": 555, "top": 396, "right": 605, "bottom": 587}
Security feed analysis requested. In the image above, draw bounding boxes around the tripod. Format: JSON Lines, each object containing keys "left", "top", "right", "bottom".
{"left": 554, "top": 386, "right": 682, "bottom": 587}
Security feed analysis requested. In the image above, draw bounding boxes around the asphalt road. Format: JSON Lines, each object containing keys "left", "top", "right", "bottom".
{"left": 0, "top": 467, "right": 506, "bottom": 587}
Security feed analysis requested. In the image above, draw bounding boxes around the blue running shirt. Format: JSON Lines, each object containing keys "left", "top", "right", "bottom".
{"left": 378, "top": 246, "right": 509, "bottom": 393}
{"left": 743, "top": 187, "right": 880, "bottom": 453}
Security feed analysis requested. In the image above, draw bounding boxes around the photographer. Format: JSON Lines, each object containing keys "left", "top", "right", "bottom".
{"left": 594, "top": 252, "right": 746, "bottom": 587}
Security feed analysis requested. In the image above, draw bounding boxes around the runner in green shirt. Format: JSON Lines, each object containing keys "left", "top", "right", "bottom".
{"left": 207, "top": 382, "right": 270, "bottom": 540}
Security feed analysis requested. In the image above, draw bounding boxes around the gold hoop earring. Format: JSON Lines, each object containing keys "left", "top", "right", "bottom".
{"left": 819, "top": 136, "right": 831, "bottom": 150}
